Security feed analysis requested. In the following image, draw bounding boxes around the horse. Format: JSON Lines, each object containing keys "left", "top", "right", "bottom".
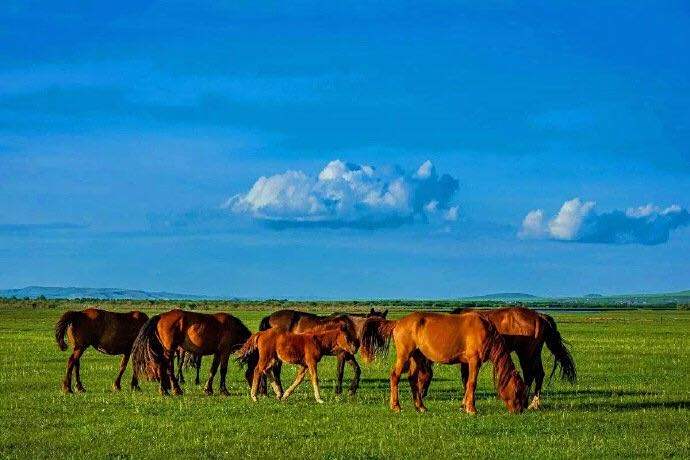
{"left": 176, "top": 349, "right": 202, "bottom": 385}
{"left": 236, "top": 323, "right": 359, "bottom": 403}
{"left": 131, "top": 309, "right": 253, "bottom": 396}
{"left": 360, "top": 311, "right": 528, "bottom": 414}
{"left": 258, "top": 307, "right": 387, "bottom": 395}
{"left": 437, "top": 306, "right": 576, "bottom": 409}
{"left": 54, "top": 308, "right": 149, "bottom": 393}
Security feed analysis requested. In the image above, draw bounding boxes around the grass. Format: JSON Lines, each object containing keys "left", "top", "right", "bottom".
{"left": 0, "top": 302, "right": 689, "bottom": 458}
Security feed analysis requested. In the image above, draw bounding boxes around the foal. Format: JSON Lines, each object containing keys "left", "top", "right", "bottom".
{"left": 54, "top": 308, "right": 148, "bottom": 393}
{"left": 237, "top": 324, "right": 359, "bottom": 403}
{"left": 258, "top": 308, "right": 386, "bottom": 395}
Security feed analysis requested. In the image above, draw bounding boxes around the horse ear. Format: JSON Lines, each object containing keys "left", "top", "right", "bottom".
{"left": 383, "top": 309, "right": 388, "bottom": 318}
{"left": 370, "top": 308, "right": 375, "bottom": 314}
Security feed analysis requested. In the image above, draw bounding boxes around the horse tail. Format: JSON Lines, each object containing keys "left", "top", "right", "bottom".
{"left": 542, "top": 314, "right": 576, "bottom": 384}
{"left": 360, "top": 318, "right": 397, "bottom": 363}
{"left": 235, "top": 332, "right": 261, "bottom": 367}
{"left": 485, "top": 318, "right": 522, "bottom": 393}
{"left": 131, "top": 315, "right": 163, "bottom": 381}
{"left": 54, "top": 311, "right": 80, "bottom": 351}
{"left": 259, "top": 315, "right": 272, "bottom": 331}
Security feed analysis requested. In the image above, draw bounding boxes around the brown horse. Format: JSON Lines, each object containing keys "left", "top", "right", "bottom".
{"left": 237, "top": 323, "right": 359, "bottom": 403}
{"left": 54, "top": 308, "right": 149, "bottom": 393}
{"left": 361, "top": 311, "right": 528, "bottom": 414}
{"left": 258, "top": 308, "right": 387, "bottom": 395}
{"left": 439, "top": 306, "right": 576, "bottom": 409}
{"left": 131, "top": 309, "right": 253, "bottom": 396}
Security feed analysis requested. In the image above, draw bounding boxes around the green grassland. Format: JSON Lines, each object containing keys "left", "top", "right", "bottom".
{"left": 1, "top": 300, "right": 689, "bottom": 459}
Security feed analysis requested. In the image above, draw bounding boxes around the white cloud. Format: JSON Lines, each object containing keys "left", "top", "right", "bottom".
{"left": 226, "top": 159, "right": 459, "bottom": 228}
{"left": 520, "top": 198, "right": 690, "bottom": 245}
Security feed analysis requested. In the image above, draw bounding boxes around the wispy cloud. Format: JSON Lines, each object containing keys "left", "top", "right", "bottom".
{"left": 225, "top": 160, "right": 459, "bottom": 229}
{"left": 519, "top": 198, "right": 690, "bottom": 245}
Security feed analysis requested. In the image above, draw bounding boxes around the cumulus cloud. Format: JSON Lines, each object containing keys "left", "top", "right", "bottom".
{"left": 225, "top": 159, "right": 459, "bottom": 229}
{"left": 519, "top": 198, "right": 690, "bottom": 245}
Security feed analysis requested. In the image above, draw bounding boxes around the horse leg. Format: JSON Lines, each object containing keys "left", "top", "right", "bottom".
{"left": 529, "top": 355, "right": 546, "bottom": 410}
{"left": 204, "top": 353, "right": 220, "bottom": 396}
{"left": 307, "top": 360, "right": 324, "bottom": 404}
{"left": 195, "top": 356, "right": 201, "bottom": 385}
{"left": 250, "top": 358, "right": 270, "bottom": 402}
{"left": 73, "top": 348, "right": 86, "bottom": 393}
{"left": 347, "top": 354, "right": 361, "bottom": 396}
{"left": 175, "top": 350, "right": 183, "bottom": 384}
{"left": 218, "top": 352, "right": 231, "bottom": 396}
{"left": 167, "top": 351, "right": 183, "bottom": 396}
{"left": 158, "top": 351, "right": 170, "bottom": 396}
{"left": 463, "top": 358, "right": 480, "bottom": 414}
{"left": 460, "top": 362, "right": 469, "bottom": 392}
{"left": 335, "top": 352, "right": 346, "bottom": 396}
{"left": 518, "top": 353, "right": 535, "bottom": 401}
{"left": 265, "top": 365, "right": 283, "bottom": 399}
{"left": 390, "top": 345, "right": 413, "bottom": 412}
{"left": 407, "top": 353, "right": 428, "bottom": 412}
{"left": 113, "top": 353, "right": 129, "bottom": 391}
{"left": 281, "top": 365, "right": 307, "bottom": 401}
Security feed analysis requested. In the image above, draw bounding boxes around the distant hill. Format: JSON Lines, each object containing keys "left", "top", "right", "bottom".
{"left": 463, "top": 292, "right": 540, "bottom": 301}
{"left": 0, "top": 286, "right": 207, "bottom": 300}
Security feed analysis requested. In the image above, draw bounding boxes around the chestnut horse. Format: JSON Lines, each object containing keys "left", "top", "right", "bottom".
{"left": 258, "top": 308, "right": 386, "bottom": 395}
{"left": 441, "top": 306, "right": 576, "bottom": 409}
{"left": 361, "top": 311, "right": 528, "bottom": 414}
{"left": 131, "top": 309, "right": 253, "bottom": 396}
{"left": 237, "top": 323, "right": 359, "bottom": 403}
{"left": 54, "top": 308, "right": 148, "bottom": 393}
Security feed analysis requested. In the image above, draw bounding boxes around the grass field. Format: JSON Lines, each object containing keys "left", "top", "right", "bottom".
{"left": 1, "top": 303, "right": 689, "bottom": 459}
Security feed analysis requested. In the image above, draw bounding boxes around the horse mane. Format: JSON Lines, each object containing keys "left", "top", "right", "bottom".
{"left": 485, "top": 319, "right": 523, "bottom": 394}
{"left": 360, "top": 317, "right": 397, "bottom": 362}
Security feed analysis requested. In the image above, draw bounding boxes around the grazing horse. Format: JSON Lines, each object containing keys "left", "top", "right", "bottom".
{"left": 131, "top": 309, "right": 253, "bottom": 396}
{"left": 54, "top": 308, "right": 149, "bottom": 393}
{"left": 258, "top": 308, "right": 387, "bottom": 395}
{"left": 436, "top": 307, "right": 575, "bottom": 409}
{"left": 361, "top": 311, "right": 528, "bottom": 414}
{"left": 237, "top": 323, "right": 359, "bottom": 403}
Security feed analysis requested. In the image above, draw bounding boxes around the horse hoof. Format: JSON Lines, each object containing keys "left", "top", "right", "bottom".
{"left": 204, "top": 388, "right": 213, "bottom": 396}
{"left": 465, "top": 408, "right": 477, "bottom": 415}
{"left": 112, "top": 384, "right": 121, "bottom": 392}
{"left": 173, "top": 388, "right": 184, "bottom": 396}
{"left": 316, "top": 399, "right": 325, "bottom": 404}
{"left": 62, "top": 385, "right": 73, "bottom": 394}
{"left": 219, "top": 389, "right": 230, "bottom": 397}
{"left": 251, "top": 396, "right": 258, "bottom": 402}
{"left": 528, "top": 398, "right": 541, "bottom": 410}
{"left": 159, "top": 389, "right": 169, "bottom": 396}
{"left": 76, "top": 386, "right": 86, "bottom": 393}
{"left": 131, "top": 386, "right": 141, "bottom": 392}
{"left": 391, "top": 405, "right": 402, "bottom": 413}
{"left": 348, "top": 390, "right": 357, "bottom": 397}
{"left": 416, "top": 406, "right": 428, "bottom": 413}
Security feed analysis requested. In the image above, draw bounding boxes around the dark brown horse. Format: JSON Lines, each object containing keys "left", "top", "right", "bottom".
{"left": 361, "top": 311, "right": 528, "bottom": 414}
{"left": 237, "top": 323, "right": 359, "bottom": 403}
{"left": 131, "top": 309, "right": 253, "bottom": 396}
{"left": 258, "top": 308, "right": 387, "bottom": 396}
{"left": 439, "top": 306, "right": 576, "bottom": 409}
{"left": 54, "top": 308, "right": 149, "bottom": 393}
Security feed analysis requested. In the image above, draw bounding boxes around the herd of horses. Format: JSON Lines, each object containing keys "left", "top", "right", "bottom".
{"left": 54, "top": 306, "right": 576, "bottom": 414}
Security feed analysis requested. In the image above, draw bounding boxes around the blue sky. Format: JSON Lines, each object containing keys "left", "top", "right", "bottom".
{"left": 1, "top": 1, "right": 689, "bottom": 298}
